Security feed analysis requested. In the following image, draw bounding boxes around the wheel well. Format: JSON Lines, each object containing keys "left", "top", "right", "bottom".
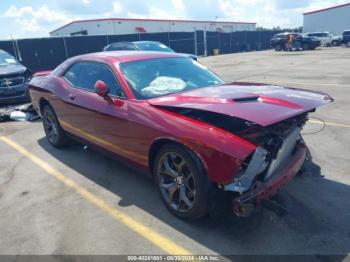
{"left": 39, "top": 98, "right": 50, "bottom": 114}
{"left": 148, "top": 139, "right": 175, "bottom": 174}
{"left": 148, "top": 139, "right": 207, "bottom": 179}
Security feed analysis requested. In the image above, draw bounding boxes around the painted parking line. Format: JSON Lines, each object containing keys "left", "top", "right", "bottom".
{"left": 0, "top": 136, "right": 192, "bottom": 255}
{"left": 308, "top": 120, "right": 350, "bottom": 128}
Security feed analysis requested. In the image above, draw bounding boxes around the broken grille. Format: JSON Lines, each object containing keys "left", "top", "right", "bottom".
{"left": 0, "top": 77, "right": 25, "bottom": 88}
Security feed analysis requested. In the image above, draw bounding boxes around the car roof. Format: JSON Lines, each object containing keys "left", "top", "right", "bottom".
{"left": 108, "top": 41, "right": 162, "bottom": 45}
{"left": 132, "top": 41, "right": 161, "bottom": 44}
{"left": 75, "top": 51, "right": 186, "bottom": 63}
{"left": 108, "top": 42, "right": 134, "bottom": 45}
{"left": 276, "top": 32, "right": 300, "bottom": 35}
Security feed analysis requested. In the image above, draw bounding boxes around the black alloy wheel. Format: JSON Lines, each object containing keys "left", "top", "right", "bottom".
{"left": 154, "top": 144, "right": 209, "bottom": 220}
{"left": 275, "top": 44, "right": 282, "bottom": 51}
{"left": 42, "top": 105, "right": 68, "bottom": 148}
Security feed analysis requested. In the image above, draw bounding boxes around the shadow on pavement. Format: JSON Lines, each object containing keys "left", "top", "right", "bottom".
{"left": 38, "top": 137, "right": 350, "bottom": 260}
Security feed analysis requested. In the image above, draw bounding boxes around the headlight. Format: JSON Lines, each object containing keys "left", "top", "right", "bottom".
{"left": 24, "top": 70, "right": 32, "bottom": 83}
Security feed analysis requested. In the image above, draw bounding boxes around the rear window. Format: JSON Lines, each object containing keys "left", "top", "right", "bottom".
{"left": 343, "top": 31, "right": 350, "bottom": 36}
{"left": 134, "top": 42, "right": 174, "bottom": 53}
{"left": 107, "top": 43, "right": 136, "bottom": 51}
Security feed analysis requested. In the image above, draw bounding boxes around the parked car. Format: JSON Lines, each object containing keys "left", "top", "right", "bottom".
{"left": 305, "top": 32, "right": 342, "bottom": 46}
{"left": 341, "top": 30, "right": 350, "bottom": 47}
{"left": 103, "top": 41, "right": 198, "bottom": 60}
{"left": 270, "top": 32, "right": 321, "bottom": 51}
{"left": 29, "top": 52, "right": 332, "bottom": 219}
{"left": 329, "top": 33, "right": 343, "bottom": 46}
{"left": 0, "top": 50, "right": 32, "bottom": 105}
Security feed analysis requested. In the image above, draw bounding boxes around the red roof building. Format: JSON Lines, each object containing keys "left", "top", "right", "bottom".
{"left": 50, "top": 18, "right": 256, "bottom": 37}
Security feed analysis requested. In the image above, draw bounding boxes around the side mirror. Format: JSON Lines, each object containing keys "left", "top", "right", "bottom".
{"left": 94, "top": 80, "right": 109, "bottom": 97}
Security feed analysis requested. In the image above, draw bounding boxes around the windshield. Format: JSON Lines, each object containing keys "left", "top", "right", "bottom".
{"left": 0, "top": 52, "right": 18, "bottom": 66}
{"left": 120, "top": 57, "right": 224, "bottom": 99}
{"left": 134, "top": 42, "right": 175, "bottom": 53}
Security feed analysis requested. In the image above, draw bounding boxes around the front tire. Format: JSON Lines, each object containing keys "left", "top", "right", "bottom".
{"left": 42, "top": 105, "right": 68, "bottom": 148}
{"left": 154, "top": 143, "right": 209, "bottom": 220}
{"left": 347, "top": 41, "right": 350, "bottom": 48}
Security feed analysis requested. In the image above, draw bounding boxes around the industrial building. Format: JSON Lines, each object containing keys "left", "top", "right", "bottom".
{"left": 303, "top": 3, "right": 350, "bottom": 34}
{"left": 49, "top": 18, "right": 256, "bottom": 37}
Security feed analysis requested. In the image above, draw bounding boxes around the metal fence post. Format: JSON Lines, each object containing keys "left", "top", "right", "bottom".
{"left": 63, "top": 38, "right": 69, "bottom": 59}
{"left": 194, "top": 31, "right": 198, "bottom": 56}
{"left": 203, "top": 27, "right": 207, "bottom": 56}
{"left": 11, "top": 39, "right": 18, "bottom": 60}
{"left": 14, "top": 40, "right": 22, "bottom": 62}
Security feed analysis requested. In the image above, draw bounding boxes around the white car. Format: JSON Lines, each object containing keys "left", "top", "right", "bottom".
{"left": 305, "top": 32, "right": 341, "bottom": 47}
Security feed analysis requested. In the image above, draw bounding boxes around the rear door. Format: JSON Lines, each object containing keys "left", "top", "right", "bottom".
{"left": 318, "top": 33, "right": 331, "bottom": 45}
{"left": 323, "top": 33, "right": 333, "bottom": 45}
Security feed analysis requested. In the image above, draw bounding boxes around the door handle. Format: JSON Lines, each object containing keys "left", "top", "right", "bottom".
{"left": 69, "top": 94, "right": 76, "bottom": 100}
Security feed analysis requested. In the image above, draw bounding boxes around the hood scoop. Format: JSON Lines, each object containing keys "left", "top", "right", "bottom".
{"left": 232, "top": 95, "right": 259, "bottom": 103}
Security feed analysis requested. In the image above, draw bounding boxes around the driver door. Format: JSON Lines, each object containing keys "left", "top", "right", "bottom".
{"left": 59, "top": 61, "right": 133, "bottom": 158}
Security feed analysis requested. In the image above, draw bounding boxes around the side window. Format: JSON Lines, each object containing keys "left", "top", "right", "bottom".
{"left": 280, "top": 34, "right": 287, "bottom": 40}
{"left": 108, "top": 44, "right": 123, "bottom": 51}
{"left": 123, "top": 44, "right": 137, "bottom": 50}
{"left": 63, "top": 63, "right": 82, "bottom": 87}
{"left": 92, "top": 64, "right": 125, "bottom": 98}
{"left": 64, "top": 62, "right": 125, "bottom": 98}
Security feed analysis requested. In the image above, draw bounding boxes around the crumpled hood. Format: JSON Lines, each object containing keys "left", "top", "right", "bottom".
{"left": 148, "top": 82, "right": 333, "bottom": 126}
{"left": 0, "top": 64, "right": 27, "bottom": 77}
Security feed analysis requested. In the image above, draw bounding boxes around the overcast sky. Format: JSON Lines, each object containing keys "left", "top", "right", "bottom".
{"left": 0, "top": 0, "right": 348, "bottom": 39}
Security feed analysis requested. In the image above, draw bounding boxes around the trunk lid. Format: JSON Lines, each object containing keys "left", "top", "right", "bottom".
{"left": 148, "top": 82, "right": 333, "bottom": 126}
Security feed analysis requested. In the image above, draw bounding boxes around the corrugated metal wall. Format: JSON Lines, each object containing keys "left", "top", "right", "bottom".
{"left": 0, "top": 30, "right": 280, "bottom": 73}
{"left": 303, "top": 4, "right": 350, "bottom": 35}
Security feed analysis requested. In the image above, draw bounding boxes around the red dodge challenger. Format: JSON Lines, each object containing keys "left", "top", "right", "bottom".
{"left": 29, "top": 51, "right": 332, "bottom": 219}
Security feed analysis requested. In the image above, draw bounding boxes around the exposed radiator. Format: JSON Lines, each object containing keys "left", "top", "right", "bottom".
{"left": 264, "top": 127, "right": 301, "bottom": 181}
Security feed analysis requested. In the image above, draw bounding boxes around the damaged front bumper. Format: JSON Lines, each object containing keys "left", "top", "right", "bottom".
{"left": 231, "top": 141, "right": 307, "bottom": 217}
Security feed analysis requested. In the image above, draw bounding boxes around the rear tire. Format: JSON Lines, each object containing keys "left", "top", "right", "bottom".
{"left": 274, "top": 44, "right": 282, "bottom": 51}
{"left": 42, "top": 105, "right": 68, "bottom": 148}
{"left": 347, "top": 41, "right": 350, "bottom": 48}
{"left": 153, "top": 143, "right": 210, "bottom": 220}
